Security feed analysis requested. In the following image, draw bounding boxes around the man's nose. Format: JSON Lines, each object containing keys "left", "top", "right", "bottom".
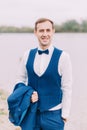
{"left": 43, "top": 31, "right": 47, "bottom": 36}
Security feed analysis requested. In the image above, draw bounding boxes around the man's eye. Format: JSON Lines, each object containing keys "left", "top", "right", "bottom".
{"left": 39, "top": 30, "right": 44, "bottom": 32}
{"left": 46, "top": 29, "right": 50, "bottom": 32}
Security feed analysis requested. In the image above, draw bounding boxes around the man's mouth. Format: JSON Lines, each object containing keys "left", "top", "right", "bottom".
{"left": 42, "top": 37, "right": 48, "bottom": 41}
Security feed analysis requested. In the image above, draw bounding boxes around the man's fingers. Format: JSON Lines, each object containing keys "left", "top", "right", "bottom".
{"left": 31, "top": 91, "right": 38, "bottom": 103}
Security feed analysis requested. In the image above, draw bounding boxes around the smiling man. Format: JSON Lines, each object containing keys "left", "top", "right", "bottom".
{"left": 14, "top": 18, "right": 72, "bottom": 130}
{"left": 34, "top": 19, "right": 55, "bottom": 49}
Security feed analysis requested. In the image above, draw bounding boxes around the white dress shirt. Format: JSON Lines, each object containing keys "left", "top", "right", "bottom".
{"left": 15, "top": 45, "right": 72, "bottom": 118}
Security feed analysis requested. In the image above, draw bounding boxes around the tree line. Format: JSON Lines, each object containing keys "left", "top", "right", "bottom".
{"left": 0, "top": 20, "right": 87, "bottom": 33}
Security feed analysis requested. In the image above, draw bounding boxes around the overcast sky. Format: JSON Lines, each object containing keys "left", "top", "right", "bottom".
{"left": 0, "top": 0, "right": 87, "bottom": 27}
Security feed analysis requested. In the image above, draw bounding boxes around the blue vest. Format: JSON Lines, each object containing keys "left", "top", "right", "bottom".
{"left": 26, "top": 47, "right": 62, "bottom": 112}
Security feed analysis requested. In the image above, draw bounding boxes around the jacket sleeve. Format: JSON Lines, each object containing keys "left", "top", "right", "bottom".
{"left": 7, "top": 83, "right": 34, "bottom": 126}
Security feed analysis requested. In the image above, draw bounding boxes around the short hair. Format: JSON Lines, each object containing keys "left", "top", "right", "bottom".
{"left": 35, "top": 18, "right": 55, "bottom": 31}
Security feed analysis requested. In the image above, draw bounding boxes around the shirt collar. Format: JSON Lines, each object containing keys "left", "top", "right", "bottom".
{"left": 38, "top": 44, "right": 54, "bottom": 54}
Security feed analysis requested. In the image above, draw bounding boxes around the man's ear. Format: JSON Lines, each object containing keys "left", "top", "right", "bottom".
{"left": 53, "top": 28, "right": 55, "bottom": 33}
{"left": 34, "top": 29, "right": 37, "bottom": 36}
{"left": 34, "top": 29, "right": 36, "bottom": 34}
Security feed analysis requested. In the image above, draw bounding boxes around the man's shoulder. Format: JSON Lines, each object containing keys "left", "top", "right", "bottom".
{"left": 29, "top": 47, "right": 38, "bottom": 53}
{"left": 54, "top": 47, "right": 69, "bottom": 56}
{"left": 23, "top": 48, "right": 37, "bottom": 57}
{"left": 54, "top": 47, "right": 71, "bottom": 61}
{"left": 61, "top": 51, "right": 70, "bottom": 58}
{"left": 54, "top": 47, "right": 63, "bottom": 56}
{"left": 54, "top": 47, "right": 63, "bottom": 52}
{"left": 59, "top": 50, "right": 71, "bottom": 63}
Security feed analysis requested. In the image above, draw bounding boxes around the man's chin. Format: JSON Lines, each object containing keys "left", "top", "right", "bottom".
{"left": 41, "top": 41, "right": 49, "bottom": 46}
{"left": 41, "top": 43, "right": 49, "bottom": 47}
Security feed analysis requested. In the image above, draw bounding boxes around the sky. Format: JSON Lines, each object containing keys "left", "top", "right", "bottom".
{"left": 0, "top": 0, "right": 87, "bottom": 27}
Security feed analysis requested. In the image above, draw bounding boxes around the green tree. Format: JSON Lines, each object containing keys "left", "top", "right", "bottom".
{"left": 81, "top": 20, "right": 87, "bottom": 32}
{"left": 61, "top": 20, "right": 80, "bottom": 32}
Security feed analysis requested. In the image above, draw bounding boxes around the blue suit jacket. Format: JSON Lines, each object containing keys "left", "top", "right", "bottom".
{"left": 7, "top": 83, "right": 38, "bottom": 130}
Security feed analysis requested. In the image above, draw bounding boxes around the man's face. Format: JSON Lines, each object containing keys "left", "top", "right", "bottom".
{"left": 34, "top": 21, "right": 55, "bottom": 48}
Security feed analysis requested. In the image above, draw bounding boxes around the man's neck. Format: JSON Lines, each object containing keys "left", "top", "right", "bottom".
{"left": 39, "top": 44, "right": 52, "bottom": 50}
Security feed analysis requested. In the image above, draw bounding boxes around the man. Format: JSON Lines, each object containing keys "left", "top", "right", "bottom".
{"left": 16, "top": 18, "right": 72, "bottom": 130}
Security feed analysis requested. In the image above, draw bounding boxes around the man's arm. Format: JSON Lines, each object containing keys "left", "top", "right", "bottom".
{"left": 59, "top": 51, "right": 72, "bottom": 121}
{"left": 15, "top": 50, "right": 38, "bottom": 103}
{"left": 15, "top": 51, "right": 29, "bottom": 85}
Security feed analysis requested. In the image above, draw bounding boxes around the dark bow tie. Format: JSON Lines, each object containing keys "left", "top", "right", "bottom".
{"left": 38, "top": 49, "right": 49, "bottom": 55}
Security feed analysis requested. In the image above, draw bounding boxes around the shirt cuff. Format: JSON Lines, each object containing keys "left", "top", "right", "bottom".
{"left": 61, "top": 109, "right": 70, "bottom": 119}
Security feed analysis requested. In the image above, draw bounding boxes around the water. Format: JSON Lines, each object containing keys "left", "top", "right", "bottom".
{"left": 0, "top": 33, "right": 87, "bottom": 130}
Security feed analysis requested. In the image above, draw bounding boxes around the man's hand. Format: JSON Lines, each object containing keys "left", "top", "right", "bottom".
{"left": 31, "top": 91, "right": 38, "bottom": 103}
{"left": 62, "top": 117, "right": 67, "bottom": 123}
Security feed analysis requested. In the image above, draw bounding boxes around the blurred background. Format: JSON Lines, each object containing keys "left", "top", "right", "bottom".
{"left": 0, "top": 0, "right": 87, "bottom": 130}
